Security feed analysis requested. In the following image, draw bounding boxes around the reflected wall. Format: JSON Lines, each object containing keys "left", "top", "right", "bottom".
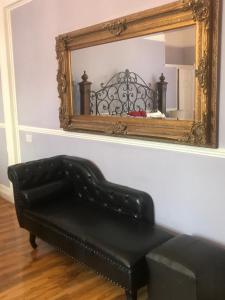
{"left": 71, "top": 26, "right": 195, "bottom": 120}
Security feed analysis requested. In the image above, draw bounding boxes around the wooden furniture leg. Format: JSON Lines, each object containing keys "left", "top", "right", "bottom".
{"left": 125, "top": 289, "right": 137, "bottom": 300}
{"left": 29, "top": 233, "right": 37, "bottom": 249}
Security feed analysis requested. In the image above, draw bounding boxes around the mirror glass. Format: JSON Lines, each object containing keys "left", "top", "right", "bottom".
{"left": 71, "top": 25, "right": 196, "bottom": 120}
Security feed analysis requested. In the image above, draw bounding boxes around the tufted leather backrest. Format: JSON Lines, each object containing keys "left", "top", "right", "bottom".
{"left": 8, "top": 155, "right": 154, "bottom": 224}
{"left": 62, "top": 156, "right": 105, "bottom": 201}
{"left": 98, "top": 182, "right": 153, "bottom": 222}
{"left": 62, "top": 156, "right": 154, "bottom": 223}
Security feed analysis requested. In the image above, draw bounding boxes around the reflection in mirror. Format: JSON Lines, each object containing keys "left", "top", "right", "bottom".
{"left": 71, "top": 25, "right": 196, "bottom": 121}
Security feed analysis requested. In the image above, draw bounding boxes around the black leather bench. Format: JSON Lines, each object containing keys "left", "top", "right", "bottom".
{"left": 146, "top": 234, "right": 225, "bottom": 300}
{"left": 8, "top": 155, "right": 173, "bottom": 300}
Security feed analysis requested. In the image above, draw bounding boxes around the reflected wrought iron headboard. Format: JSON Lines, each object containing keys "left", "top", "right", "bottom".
{"left": 79, "top": 69, "right": 167, "bottom": 116}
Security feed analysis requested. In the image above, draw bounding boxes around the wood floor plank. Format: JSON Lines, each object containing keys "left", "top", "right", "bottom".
{"left": 0, "top": 198, "right": 147, "bottom": 299}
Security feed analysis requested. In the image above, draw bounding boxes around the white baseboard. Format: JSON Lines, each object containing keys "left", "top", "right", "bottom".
{"left": 0, "top": 184, "right": 13, "bottom": 203}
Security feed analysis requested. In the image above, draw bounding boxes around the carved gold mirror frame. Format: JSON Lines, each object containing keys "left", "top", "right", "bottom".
{"left": 56, "top": 0, "right": 221, "bottom": 147}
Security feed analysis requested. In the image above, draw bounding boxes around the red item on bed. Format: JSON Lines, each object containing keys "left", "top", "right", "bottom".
{"left": 127, "top": 111, "right": 147, "bottom": 117}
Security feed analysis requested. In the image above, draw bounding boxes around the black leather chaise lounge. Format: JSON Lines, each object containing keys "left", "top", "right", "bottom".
{"left": 8, "top": 155, "right": 172, "bottom": 300}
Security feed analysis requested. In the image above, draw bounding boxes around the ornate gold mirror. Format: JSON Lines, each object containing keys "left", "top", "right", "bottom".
{"left": 56, "top": 0, "right": 220, "bottom": 147}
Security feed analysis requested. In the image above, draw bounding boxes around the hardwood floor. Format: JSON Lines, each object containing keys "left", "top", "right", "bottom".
{"left": 0, "top": 198, "right": 147, "bottom": 300}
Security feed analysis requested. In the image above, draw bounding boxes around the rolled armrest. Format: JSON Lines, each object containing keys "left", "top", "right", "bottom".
{"left": 8, "top": 156, "right": 64, "bottom": 190}
{"left": 8, "top": 156, "right": 68, "bottom": 212}
{"left": 101, "top": 181, "right": 154, "bottom": 224}
{"left": 21, "top": 179, "right": 71, "bottom": 209}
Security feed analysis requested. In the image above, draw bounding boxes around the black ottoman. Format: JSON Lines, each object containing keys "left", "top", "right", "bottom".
{"left": 146, "top": 234, "right": 225, "bottom": 300}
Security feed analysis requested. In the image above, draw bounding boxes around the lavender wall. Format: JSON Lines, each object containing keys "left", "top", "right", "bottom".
{"left": 11, "top": 0, "right": 225, "bottom": 245}
{"left": 0, "top": 129, "right": 9, "bottom": 186}
{"left": 0, "top": 72, "right": 4, "bottom": 123}
{"left": 165, "top": 46, "right": 195, "bottom": 66}
{"left": 19, "top": 130, "right": 225, "bottom": 244}
{"left": 0, "top": 71, "right": 9, "bottom": 187}
{"left": 72, "top": 37, "right": 177, "bottom": 111}
{"left": 11, "top": 0, "right": 176, "bottom": 129}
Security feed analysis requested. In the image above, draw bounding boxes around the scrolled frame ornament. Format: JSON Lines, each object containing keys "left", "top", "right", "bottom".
{"left": 103, "top": 19, "right": 127, "bottom": 36}
{"left": 196, "top": 51, "right": 209, "bottom": 95}
{"left": 111, "top": 122, "right": 127, "bottom": 135}
{"left": 180, "top": 113, "right": 208, "bottom": 145}
{"left": 56, "top": 37, "right": 68, "bottom": 98}
{"left": 183, "top": 0, "right": 210, "bottom": 28}
{"left": 56, "top": 36, "right": 72, "bottom": 128}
